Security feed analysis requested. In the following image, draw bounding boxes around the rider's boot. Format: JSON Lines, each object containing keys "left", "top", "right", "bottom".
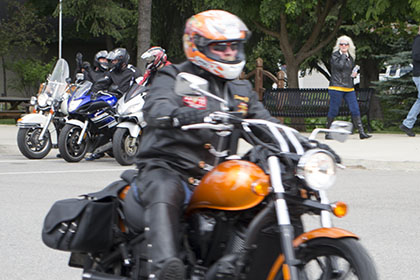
{"left": 144, "top": 202, "right": 185, "bottom": 280}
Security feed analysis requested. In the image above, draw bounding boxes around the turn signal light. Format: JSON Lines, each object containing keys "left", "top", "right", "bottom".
{"left": 251, "top": 180, "right": 270, "bottom": 196}
{"left": 331, "top": 201, "right": 347, "bottom": 218}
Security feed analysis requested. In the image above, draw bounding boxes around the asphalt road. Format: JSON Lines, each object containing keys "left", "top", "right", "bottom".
{"left": 1, "top": 125, "right": 420, "bottom": 279}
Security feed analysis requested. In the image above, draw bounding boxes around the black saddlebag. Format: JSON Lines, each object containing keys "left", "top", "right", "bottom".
{"left": 41, "top": 178, "right": 130, "bottom": 253}
{"left": 42, "top": 196, "right": 116, "bottom": 252}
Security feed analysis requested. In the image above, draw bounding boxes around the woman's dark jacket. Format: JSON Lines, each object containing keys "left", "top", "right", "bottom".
{"left": 329, "top": 51, "right": 355, "bottom": 88}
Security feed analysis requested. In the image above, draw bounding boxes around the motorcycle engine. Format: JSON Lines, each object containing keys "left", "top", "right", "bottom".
{"left": 187, "top": 211, "right": 217, "bottom": 260}
{"left": 187, "top": 211, "right": 248, "bottom": 263}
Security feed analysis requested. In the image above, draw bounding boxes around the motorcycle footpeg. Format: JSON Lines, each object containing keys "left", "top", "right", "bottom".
{"left": 93, "top": 142, "right": 113, "bottom": 154}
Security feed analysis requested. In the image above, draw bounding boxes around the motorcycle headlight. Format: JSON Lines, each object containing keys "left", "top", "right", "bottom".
{"left": 37, "top": 92, "right": 49, "bottom": 107}
{"left": 46, "top": 97, "right": 53, "bottom": 106}
{"left": 30, "top": 96, "right": 37, "bottom": 106}
{"left": 296, "top": 149, "right": 336, "bottom": 191}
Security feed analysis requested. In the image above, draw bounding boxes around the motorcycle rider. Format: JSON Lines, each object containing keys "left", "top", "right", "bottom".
{"left": 123, "top": 10, "right": 280, "bottom": 280}
{"left": 139, "top": 46, "right": 171, "bottom": 86}
{"left": 83, "top": 50, "right": 110, "bottom": 82}
{"left": 91, "top": 47, "right": 141, "bottom": 97}
{"left": 86, "top": 48, "right": 141, "bottom": 161}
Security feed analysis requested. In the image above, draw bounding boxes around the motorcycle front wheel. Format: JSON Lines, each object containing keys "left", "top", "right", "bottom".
{"left": 58, "top": 124, "right": 89, "bottom": 162}
{"left": 112, "top": 127, "right": 141, "bottom": 166}
{"left": 17, "top": 127, "right": 52, "bottom": 159}
{"left": 273, "top": 238, "right": 378, "bottom": 280}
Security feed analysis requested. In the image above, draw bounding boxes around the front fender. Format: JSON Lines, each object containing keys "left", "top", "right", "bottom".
{"left": 17, "top": 113, "right": 48, "bottom": 128}
{"left": 17, "top": 113, "right": 58, "bottom": 144}
{"left": 66, "top": 119, "right": 85, "bottom": 129}
{"left": 266, "top": 227, "right": 358, "bottom": 280}
{"left": 116, "top": 122, "right": 141, "bottom": 138}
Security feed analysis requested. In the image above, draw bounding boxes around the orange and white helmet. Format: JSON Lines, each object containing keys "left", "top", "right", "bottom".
{"left": 183, "top": 10, "right": 250, "bottom": 80}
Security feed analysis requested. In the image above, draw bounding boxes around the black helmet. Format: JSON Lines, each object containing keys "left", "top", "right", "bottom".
{"left": 108, "top": 48, "right": 130, "bottom": 71}
{"left": 93, "top": 50, "right": 109, "bottom": 71}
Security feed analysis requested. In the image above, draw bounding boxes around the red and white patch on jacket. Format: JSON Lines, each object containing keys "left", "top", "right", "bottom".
{"left": 183, "top": 96, "right": 207, "bottom": 109}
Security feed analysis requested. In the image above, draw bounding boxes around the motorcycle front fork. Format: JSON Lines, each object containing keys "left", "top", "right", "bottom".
{"left": 268, "top": 156, "right": 300, "bottom": 279}
{"left": 77, "top": 120, "right": 89, "bottom": 145}
{"left": 38, "top": 112, "right": 53, "bottom": 140}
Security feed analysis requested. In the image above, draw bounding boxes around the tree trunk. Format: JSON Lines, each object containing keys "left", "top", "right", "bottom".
{"left": 284, "top": 58, "right": 306, "bottom": 130}
{"left": 1, "top": 56, "right": 7, "bottom": 96}
{"left": 137, "top": 0, "right": 152, "bottom": 74}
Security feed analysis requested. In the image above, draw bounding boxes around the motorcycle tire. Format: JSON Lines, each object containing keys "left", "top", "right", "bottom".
{"left": 112, "top": 127, "right": 141, "bottom": 166}
{"left": 17, "top": 127, "right": 52, "bottom": 159}
{"left": 272, "top": 237, "right": 378, "bottom": 280}
{"left": 58, "top": 124, "right": 89, "bottom": 162}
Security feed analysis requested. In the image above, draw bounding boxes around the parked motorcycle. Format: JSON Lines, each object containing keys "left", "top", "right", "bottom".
{"left": 58, "top": 81, "right": 118, "bottom": 162}
{"left": 42, "top": 73, "right": 378, "bottom": 280}
{"left": 112, "top": 83, "right": 146, "bottom": 166}
{"left": 16, "top": 58, "right": 71, "bottom": 159}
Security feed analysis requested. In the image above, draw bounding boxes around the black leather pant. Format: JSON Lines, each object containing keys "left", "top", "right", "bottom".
{"left": 123, "top": 163, "right": 186, "bottom": 278}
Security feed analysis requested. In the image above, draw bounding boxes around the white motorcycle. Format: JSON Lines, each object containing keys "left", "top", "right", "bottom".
{"left": 17, "top": 59, "right": 71, "bottom": 159}
{"left": 112, "top": 83, "right": 147, "bottom": 165}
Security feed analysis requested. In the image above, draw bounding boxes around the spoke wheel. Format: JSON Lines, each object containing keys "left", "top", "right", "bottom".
{"left": 17, "top": 127, "right": 51, "bottom": 159}
{"left": 274, "top": 238, "right": 378, "bottom": 280}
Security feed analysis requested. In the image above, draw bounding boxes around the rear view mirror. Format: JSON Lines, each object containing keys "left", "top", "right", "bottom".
{"left": 174, "top": 72, "right": 209, "bottom": 97}
{"left": 329, "top": 121, "right": 353, "bottom": 143}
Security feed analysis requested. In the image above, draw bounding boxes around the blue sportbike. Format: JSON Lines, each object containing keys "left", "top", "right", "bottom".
{"left": 58, "top": 81, "right": 118, "bottom": 162}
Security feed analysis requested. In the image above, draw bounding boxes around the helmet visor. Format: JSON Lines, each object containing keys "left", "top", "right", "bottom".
{"left": 201, "top": 40, "right": 245, "bottom": 64}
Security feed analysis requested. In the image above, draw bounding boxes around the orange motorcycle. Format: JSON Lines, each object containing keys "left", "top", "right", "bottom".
{"left": 41, "top": 73, "right": 378, "bottom": 280}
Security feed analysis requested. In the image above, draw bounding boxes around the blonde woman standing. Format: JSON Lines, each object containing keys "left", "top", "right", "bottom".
{"left": 326, "top": 35, "right": 371, "bottom": 139}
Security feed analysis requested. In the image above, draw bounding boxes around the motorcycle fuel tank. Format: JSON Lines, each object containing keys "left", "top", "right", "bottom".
{"left": 187, "top": 160, "right": 270, "bottom": 213}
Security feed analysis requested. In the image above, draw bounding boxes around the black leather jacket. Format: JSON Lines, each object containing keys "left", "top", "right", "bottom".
{"left": 92, "top": 64, "right": 140, "bottom": 96}
{"left": 329, "top": 51, "right": 355, "bottom": 88}
{"left": 85, "top": 68, "right": 107, "bottom": 83}
{"left": 137, "top": 61, "right": 278, "bottom": 179}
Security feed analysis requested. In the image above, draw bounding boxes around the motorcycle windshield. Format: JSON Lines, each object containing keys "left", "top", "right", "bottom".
{"left": 124, "top": 83, "right": 147, "bottom": 102}
{"left": 44, "top": 59, "right": 70, "bottom": 100}
{"left": 72, "top": 81, "right": 93, "bottom": 99}
{"left": 49, "top": 59, "right": 69, "bottom": 83}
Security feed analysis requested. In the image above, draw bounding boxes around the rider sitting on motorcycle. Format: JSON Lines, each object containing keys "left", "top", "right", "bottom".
{"left": 74, "top": 50, "right": 109, "bottom": 83}
{"left": 86, "top": 48, "right": 141, "bottom": 161}
{"left": 123, "top": 10, "right": 279, "bottom": 280}
{"left": 139, "top": 46, "right": 171, "bottom": 86}
{"left": 91, "top": 48, "right": 141, "bottom": 97}
{"left": 84, "top": 50, "right": 110, "bottom": 82}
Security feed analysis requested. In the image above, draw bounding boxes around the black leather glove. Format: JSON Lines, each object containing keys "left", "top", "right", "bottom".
{"left": 172, "top": 107, "right": 211, "bottom": 127}
{"left": 75, "top": 52, "right": 83, "bottom": 70}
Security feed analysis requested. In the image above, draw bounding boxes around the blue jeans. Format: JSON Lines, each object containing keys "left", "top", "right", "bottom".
{"left": 327, "top": 89, "right": 360, "bottom": 118}
{"left": 402, "top": 76, "right": 420, "bottom": 129}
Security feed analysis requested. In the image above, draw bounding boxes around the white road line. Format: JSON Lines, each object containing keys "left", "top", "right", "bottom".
{"left": 0, "top": 159, "right": 64, "bottom": 163}
{"left": 0, "top": 168, "right": 130, "bottom": 175}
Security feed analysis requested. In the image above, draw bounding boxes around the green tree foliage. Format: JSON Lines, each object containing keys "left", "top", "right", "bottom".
{"left": 59, "top": 0, "right": 138, "bottom": 43}
{"left": 372, "top": 51, "right": 416, "bottom": 127}
{"left": 7, "top": 58, "right": 56, "bottom": 97}
{"left": 0, "top": 1, "right": 50, "bottom": 57}
{"left": 0, "top": 1, "right": 51, "bottom": 96}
